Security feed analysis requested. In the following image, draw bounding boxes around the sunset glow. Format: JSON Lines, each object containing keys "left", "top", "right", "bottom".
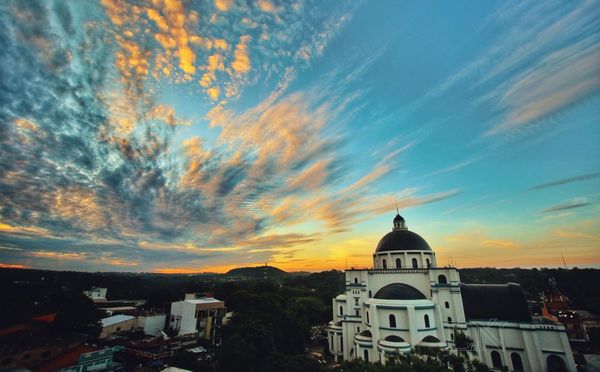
{"left": 0, "top": 0, "right": 598, "bottom": 273}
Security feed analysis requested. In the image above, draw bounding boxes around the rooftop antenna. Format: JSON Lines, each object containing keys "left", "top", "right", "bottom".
{"left": 561, "top": 253, "right": 568, "bottom": 270}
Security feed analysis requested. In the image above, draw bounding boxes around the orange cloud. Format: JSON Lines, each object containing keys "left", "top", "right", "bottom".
{"left": 480, "top": 239, "right": 520, "bottom": 249}
{"left": 207, "top": 86, "right": 220, "bottom": 100}
{"left": 30, "top": 251, "right": 87, "bottom": 260}
{"left": 0, "top": 263, "right": 30, "bottom": 269}
{"left": 231, "top": 35, "right": 251, "bottom": 74}
{"left": 257, "top": 0, "right": 279, "bottom": 13}
{"left": 215, "top": 0, "right": 233, "bottom": 12}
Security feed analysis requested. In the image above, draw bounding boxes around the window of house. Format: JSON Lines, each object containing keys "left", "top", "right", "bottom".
{"left": 491, "top": 351, "right": 502, "bottom": 368}
{"left": 438, "top": 275, "right": 447, "bottom": 284}
{"left": 355, "top": 298, "right": 359, "bottom": 305}
{"left": 448, "top": 317, "right": 452, "bottom": 323}
{"left": 445, "top": 301, "right": 450, "bottom": 308}
{"left": 354, "top": 277, "right": 358, "bottom": 284}
{"left": 382, "top": 259, "right": 387, "bottom": 269}
{"left": 116, "top": 326, "right": 121, "bottom": 331}
{"left": 355, "top": 309, "right": 359, "bottom": 316}
{"left": 363, "top": 349, "right": 369, "bottom": 362}
{"left": 366, "top": 311, "right": 370, "bottom": 323}
{"left": 368, "top": 290, "right": 372, "bottom": 297}
{"left": 426, "top": 258, "right": 430, "bottom": 267}
{"left": 389, "top": 314, "right": 396, "bottom": 328}
{"left": 412, "top": 258, "right": 418, "bottom": 268}
{"left": 511, "top": 352, "right": 524, "bottom": 371}
{"left": 546, "top": 355, "right": 566, "bottom": 371}
{"left": 396, "top": 258, "right": 401, "bottom": 268}
{"left": 340, "top": 306, "right": 343, "bottom": 316}
{"left": 424, "top": 314, "right": 430, "bottom": 328}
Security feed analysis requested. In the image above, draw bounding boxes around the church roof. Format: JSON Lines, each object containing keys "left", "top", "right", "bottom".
{"left": 459, "top": 283, "right": 532, "bottom": 322}
{"left": 373, "top": 283, "right": 426, "bottom": 300}
{"left": 376, "top": 229, "right": 432, "bottom": 253}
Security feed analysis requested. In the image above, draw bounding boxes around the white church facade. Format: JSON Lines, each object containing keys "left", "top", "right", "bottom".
{"left": 328, "top": 214, "right": 576, "bottom": 372}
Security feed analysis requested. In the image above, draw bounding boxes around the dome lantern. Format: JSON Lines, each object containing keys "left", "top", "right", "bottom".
{"left": 393, "top": 214, "right": 406, "bottom": 231}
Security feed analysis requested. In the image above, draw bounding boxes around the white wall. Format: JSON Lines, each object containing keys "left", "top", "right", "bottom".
{"left": 138, "top": 314, "right": 166, "bottom": 336}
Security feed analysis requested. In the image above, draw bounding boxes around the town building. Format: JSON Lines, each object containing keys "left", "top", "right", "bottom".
{"left": 137, "top": 312, "right": 167, "bottom": 336}
{"left": 83, "top": 287, "right": 107, "bottom": 303}
{"left": 99, "top": 314, "right": 137, "bottom": 339}
{"left": 169, "top": 293, "right": 226, "bottom": 346}
{"left": 328, "top": 214, "right": 576, "bottom": 371}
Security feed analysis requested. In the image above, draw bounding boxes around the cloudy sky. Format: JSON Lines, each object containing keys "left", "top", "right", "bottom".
{"left": 0, "top": 0, "right": 598, "bottom": 273}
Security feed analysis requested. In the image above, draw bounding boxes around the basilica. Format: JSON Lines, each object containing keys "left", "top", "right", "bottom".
{"left": 328, "top": 214, "right": 575, "bottom": 371}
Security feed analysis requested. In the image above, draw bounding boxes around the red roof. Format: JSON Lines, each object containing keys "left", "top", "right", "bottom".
{"left": 32, "top": 313, "right": 57, "bottom": 323}
{"left": 35, "top": 345, "right": 98, "bottom": 372}
{"left": 0, "top": 324, "right": 30, "bottom": 337}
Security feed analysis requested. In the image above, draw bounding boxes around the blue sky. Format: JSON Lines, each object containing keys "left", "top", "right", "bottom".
{"left": 0, "top": 0, "right": 598, "bottom": 272}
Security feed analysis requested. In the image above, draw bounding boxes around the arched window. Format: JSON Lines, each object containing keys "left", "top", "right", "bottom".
{"left": 366, "top": 311, "right": 370, "bottom": 323}
{"left": 491, "top": 351, "right": 502, "bottom": 368}
{"left": 438, "top": 275, "right": 447, "bottom": 284}
{"left": 547, "top": 355, "right": 567, "bottom": 372}
{"left": 354, "top": 277, "right": 358, "bottom": 284}
{"left": 396, "top": 258, "right": 401, "bottom": 268}
{"left": 355, "top": 298, "right": 359, "bottom": 305}
{"left": 424, "top": 314, "right": 430, "bottom": 328}
{"left": 355, "top": 309, "right": 359, "bottom": 316}
{"left": 445, "top": 301, "right": 450, "bottom": 308}
{"left": 368, "top": 290, "right": 372, "bottom": 298}
{"left": 447, "top": 317, "right": 452, "bottom": 323}
{"left": 382, "top": 259, "right": 387, "bottom": 269}
{"left": 363, "top": 349, "right": 369, "bottom": 362}
{"left": 412, "top": 258, "right": 418, "bottom": 268}
{"left": 339, "top": 306, "right": 343, "bottom": 316}
{"left": 426, "top": 258, "right": 430, "bottom": 267}
{"left": 511, "top": 352, "right": 524, "bottom": 371}
{"left": 389, "top": 314, "right": 396, "bottom": 328}
{"left": 450, "top": 333, "right": 454, "bottom": 340}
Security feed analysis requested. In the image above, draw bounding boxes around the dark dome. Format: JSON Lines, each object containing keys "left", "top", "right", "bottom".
{"left": 374, "top": 283, "right": 426, "bottom": 300}
{"left": 358, "top": 330, "right": 372, "bottom": 337}
{"left": 460, "top": 283, "right": 532, "bottom": 322}
{"left": 421, "top": 335, "right": 441, "bottom": 343}
{"left": 376, "top": 229, "right": 432, "bottom": 253}
{"left": 384, "top": 335, "right": 405, "bottom": 343}
{"left": 393, "top": 214, "right": 405, "bottom": 223}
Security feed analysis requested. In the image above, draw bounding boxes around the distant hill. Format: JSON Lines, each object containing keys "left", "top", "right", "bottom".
{"left": 225, "top": 265, "right": 287, "bottom": 279}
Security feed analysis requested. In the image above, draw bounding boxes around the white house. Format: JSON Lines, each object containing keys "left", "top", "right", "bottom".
{"left": 328, "top": 214, "right": 576, "bottom": 372}
{"left": 83, "top": 287, "right": 107, "bottom": 302}
{"left": 99, "top": 314, "right": 136, "bottom": 339}
{"left": 137, "top": 313, "right": 167, "bottom": 336}
{"left": 169, "top": 293, "right": 226, "bottom": 345}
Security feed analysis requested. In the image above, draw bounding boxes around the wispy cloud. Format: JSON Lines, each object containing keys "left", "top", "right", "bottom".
{"left": 543, "top": 198, "right": 591, "bottom": 213}
{"left": 530, "top": 172, "right": 600, "bottom": 190}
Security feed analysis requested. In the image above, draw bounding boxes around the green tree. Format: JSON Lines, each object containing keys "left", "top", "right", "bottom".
{"left": 217, "top": 336, "right": 258, "bottom": 372}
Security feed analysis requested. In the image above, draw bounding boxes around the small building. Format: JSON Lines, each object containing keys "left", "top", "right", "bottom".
{"left": 99, "top": 306, "right": 138, "bottom": 316}
{"left": 137, "top": 313, "right": 167, "bottom": 336}
{"left": 169, "top": 294, "right": 225, "bottom": 346}
{"left": 83, "top": 287, "right": 107, "bottom": 303}
{"left": 99, "top": 314, "right": 136, "bottom": 339}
